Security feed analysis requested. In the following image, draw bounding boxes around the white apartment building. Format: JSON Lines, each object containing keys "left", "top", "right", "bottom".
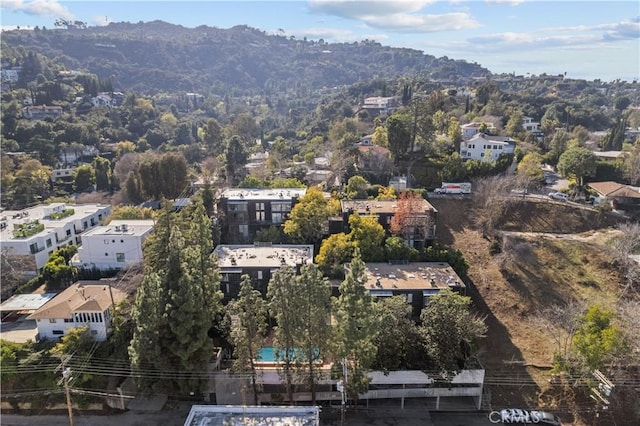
{"left": 0, "top": 203, "right": 111, "bottom": 275}
{"left": 28, "top": 282, "right": 127, "bottom": 341}
{"left": 460, "top": 133, "right": 515, "bottom": 162}
{"left": 71, "top": 220, "right": 154, "bottom": 271}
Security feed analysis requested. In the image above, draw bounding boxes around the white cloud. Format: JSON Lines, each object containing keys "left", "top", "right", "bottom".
{"left": 91, "top": 15, "right": 113, "bottom": 27}
{"left": 364, "top": 12, "right": 481, "bottom": 33}
{"left": 1, "top": 0, "right": 74, "bottom": 19}
{"left": 308, "top": 1, "right": 480, "bottom": 33}
{"left": 484, "top": 0, "right": 527, "bottom": 5}
{"left": 308, "top": 1, "right": 437, "bottom": 19}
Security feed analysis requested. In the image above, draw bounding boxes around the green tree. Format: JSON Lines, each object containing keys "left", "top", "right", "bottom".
{"left": 505, "top": 110, "right": 525, "bottom": 140}
{"left": 224, "top": 135, "right": 248, "bottom": 185}
{"left": 348, "top": 213, "right": 385, "bottom": 262}
{"left": 386, "top": 113, "right": 411, "bottom": 164}
{"left": 315, "top": 232, "right": 354, "bottom": 278}
{"left": 572, "top": 305, "right": 627, "bottom": 371}
{"left": 419, "top": 289, "right": 486, "bottom": 378}
{"left": 517, "top": 152, "right": 545, "bottom": 186}
{"left": 372, "top": 296, "right": 422, "bottom": 371}
{"left": 129, "top": 273, "right": 163, "bottom": 392}
{"left": 294, "top": 264, "right": 332, "bottom": 403}
{"left": 73, "top": 164, "right": 95, "bottom": 193}
{"left": 267, "top": 266, "right": 300, "bottom": 402}
{"left": 92, "top": 156, "right": 112, "bottom": 192}
{"left": 447, "top": 118, "right": 463, "bottom": 152}
{"left": 346, "top": 175, "right": 369, "bottom": 199}
{"left": 384, "top": 236, "right": 419, "bottom": 262}
{"left": 228, "top": 276, "right": 268, "bottom": 405}
{"left": 332, "top": 249, "right": 379, "bottom": 402}
{"left": 202, "top": 118, "right": 225, "bottom": 155}
{"left": 283, "top": 187, "right": 329, "bottom": 244}
{"left": 129, "top": 200, "right": 223, "bottom": 394}
{"left": 557, "top": 146, "right": 597, "bottom": 185}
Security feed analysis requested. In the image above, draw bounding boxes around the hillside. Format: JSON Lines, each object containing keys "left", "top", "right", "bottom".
{"left": 0, "top": 21, "right": 491, "bottom": 95}
{"left": 431, "top": 198, "right": 634, "bottom": 424}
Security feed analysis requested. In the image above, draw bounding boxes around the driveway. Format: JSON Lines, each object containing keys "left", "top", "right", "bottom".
{"left": 0, "top": 318, "right": 38, "bottom": 343}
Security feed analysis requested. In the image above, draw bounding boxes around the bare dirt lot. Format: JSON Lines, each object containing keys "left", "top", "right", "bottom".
{"left": 430, "top": 197, "right": 633, "bottom": 425}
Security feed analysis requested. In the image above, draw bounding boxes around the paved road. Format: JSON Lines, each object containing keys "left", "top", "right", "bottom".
{"left": 1, "top": 408, "right": 503, "bottom": 426}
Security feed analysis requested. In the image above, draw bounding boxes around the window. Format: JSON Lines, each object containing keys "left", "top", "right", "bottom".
{"left": 46, "top": 238, "right": 52, "bottom": 248}
{"left": 406, "top": 293, "right": 413, "bottom": 303}
{"left": 228, "top": 203, "right": 248, "bottom": 212}
{"left": 83, "top": 221, "right": 88, "bottom": 230}
{"left": 105, "top": 252, "right": 109, "bottom": 256}
{"left": 255, "top": 202, "right": 265, "bottom": 221}
{"left": 64, "top": 318, "right": 73, "bottom": 323}
{"left": 499, "top": 145, "right": 503, "bottom": 150}
{"left": 257, "top": 270, "right": 263, "bottom": 280}
{"left": 29, "top": 243, "right": 40, "bottom": 254}
{"left": 239, "top": 224, "right": 248, "bottom": 237}
{"left": 66, "top": 229, "right": 71, "bottom": 236}
{"left": 115, "top": 252, "right": 125, "bottom": 262}
{"left": 91, "top": 330, "right": 98, "bottom": 335}
{"left": 112, "top": 239, "right": 115, "bottom": 243}
{"left": 480, "top": 153, "right": 484, "bottom": 157}
{"left": 49, "top": 319, "right": 57, "bottom": 323}
{"left": 52, "top": 330, "right": 64, "bottom": 335}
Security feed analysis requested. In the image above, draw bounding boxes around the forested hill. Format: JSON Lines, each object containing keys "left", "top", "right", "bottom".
{"left": 0, "top": 20, "right": 491, "bottom": 95}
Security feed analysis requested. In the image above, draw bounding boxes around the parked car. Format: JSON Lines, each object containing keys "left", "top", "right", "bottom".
{"left": 548, "top": 192, "right": 568, "bottom": 202}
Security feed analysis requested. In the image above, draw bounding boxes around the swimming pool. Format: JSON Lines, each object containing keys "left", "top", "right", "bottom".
{"left": 256, "top": 347, "right": 320, "bottom": 363}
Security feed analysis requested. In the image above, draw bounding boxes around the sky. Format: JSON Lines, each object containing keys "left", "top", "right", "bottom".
{"left": 1, "top": 1, "right": 639, "bottom": 82}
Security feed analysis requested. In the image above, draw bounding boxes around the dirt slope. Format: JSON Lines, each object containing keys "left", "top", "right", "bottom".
{"left": 430, "top": 198, "right": 628, "bottom": 421}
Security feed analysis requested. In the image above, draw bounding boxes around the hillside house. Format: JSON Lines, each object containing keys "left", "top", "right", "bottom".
{"left": 460, "top": 133, "right": 515, "bottom": 162}
{"left": 58, "top": 145, "right": 99, "bottom": 164}
{"left": 522, "top": 116, "right": 540, "bottom": 132}
{"left": 587, "top": 181, "right": 640, "bottom": 212}
{"left": 360, "top": 96, "right": 397, "bottom": 117}
{"left": 22, "top": 105, "right": 63, "bottom": 120}
{"left": 27, "top": 282, "right": 126, "bottom": 341}
{"left": 70, "top": 220, "right": 154, "bottom": 271}
{"left": 213, "top": 243, "right": 313, "bottom": 300}
{"left": 460, "top": 122, "right": 497, "bottom": 140}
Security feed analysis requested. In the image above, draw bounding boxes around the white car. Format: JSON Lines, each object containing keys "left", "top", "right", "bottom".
{"left": 548, "top": 192, "right": 568, "bottom": 202}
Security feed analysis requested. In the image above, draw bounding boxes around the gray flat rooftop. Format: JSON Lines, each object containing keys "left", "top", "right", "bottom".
{"left": 184, "top": 405, "right": 320, "bottom": 426}
{"left": 359, "top": 262, "right": 465, "bottom": 292}
{"left": 82, "top": 220, "right": 155, "bottom": 237}
{"left": 214, "top": 244, "right": 314, "bottom": 269}
{"left": 0, "top": 293, "right": 57, "bottom": 312}
{"left": 221, "top": 188, "right": 307, "bottom": 201}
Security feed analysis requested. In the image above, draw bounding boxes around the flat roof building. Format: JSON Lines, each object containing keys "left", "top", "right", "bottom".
{"left": 0, "top": 203, "right": 111, "bottom": 276}
{"left": 213, "top": 243, "right": 313, "bottom": 300}
{"left": 71, "top": 220, "right": 155, "bottom": 271}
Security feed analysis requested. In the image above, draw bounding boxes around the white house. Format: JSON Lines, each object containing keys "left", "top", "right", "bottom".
{"left": 71, "top": 220, "right": 154, "bottom": 271}
{"left": 460, "top": 133, "right": 515, "bottom": 162}
{"left": 361, "top": 96, "right": 397, "bottom": 117}
{"left": 522, "top": 116, "right": 540, "bottom": 132}
{"left": 28, "top": 282, "right": 127, "bottom": 341}
{"left": 51, "top": 167, "right": 77, "bottom": 183}
{"left": 0, "top": 203, "right": 112, "bottom": 275}
{"left": 460, "top": 122, "right": 497, "bottom": 140}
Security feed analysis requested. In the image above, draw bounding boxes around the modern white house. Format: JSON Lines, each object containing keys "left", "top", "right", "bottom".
{"left": 0, "top": 203, "right": 112, "bottom": 275}
{"left": 460, "top": 133, "right": 515, "bottom": 162}
{"left": 27, "top": 281, "right": 127, "bottom": 341}
{"left": 361, "top": 96, "right": 397, "bottom": 117}
{"left": 70, "top": 220, "right": 155, "bottom": 271}
{"left": 460, "top": 122, "right": 497, "bottom": 140}
{"left": 522, "top": 116, "right": 540, "bottom": 133}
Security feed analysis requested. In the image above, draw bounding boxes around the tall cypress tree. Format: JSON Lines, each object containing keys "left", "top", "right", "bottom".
{"left": 295, "top": 264, "right": 331, "bottom": 404}
{"left": 228, "top": 276, "right": 267, "bottom": 405}
{"left": 129, "top": 199, "right": 223, "bottom": 394}
{"left": 333, "top": 248, "right": 379, "bottom": 402}
{"left": 267, "top": 266, "right": 299, "bottom": 403}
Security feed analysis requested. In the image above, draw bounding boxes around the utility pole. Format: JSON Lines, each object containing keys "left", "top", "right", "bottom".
{"left": 63, "top": 367, "right": 74, "bottom": 426}
{"left": 56, "top": 355, "right": 74, "bottom": 426}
